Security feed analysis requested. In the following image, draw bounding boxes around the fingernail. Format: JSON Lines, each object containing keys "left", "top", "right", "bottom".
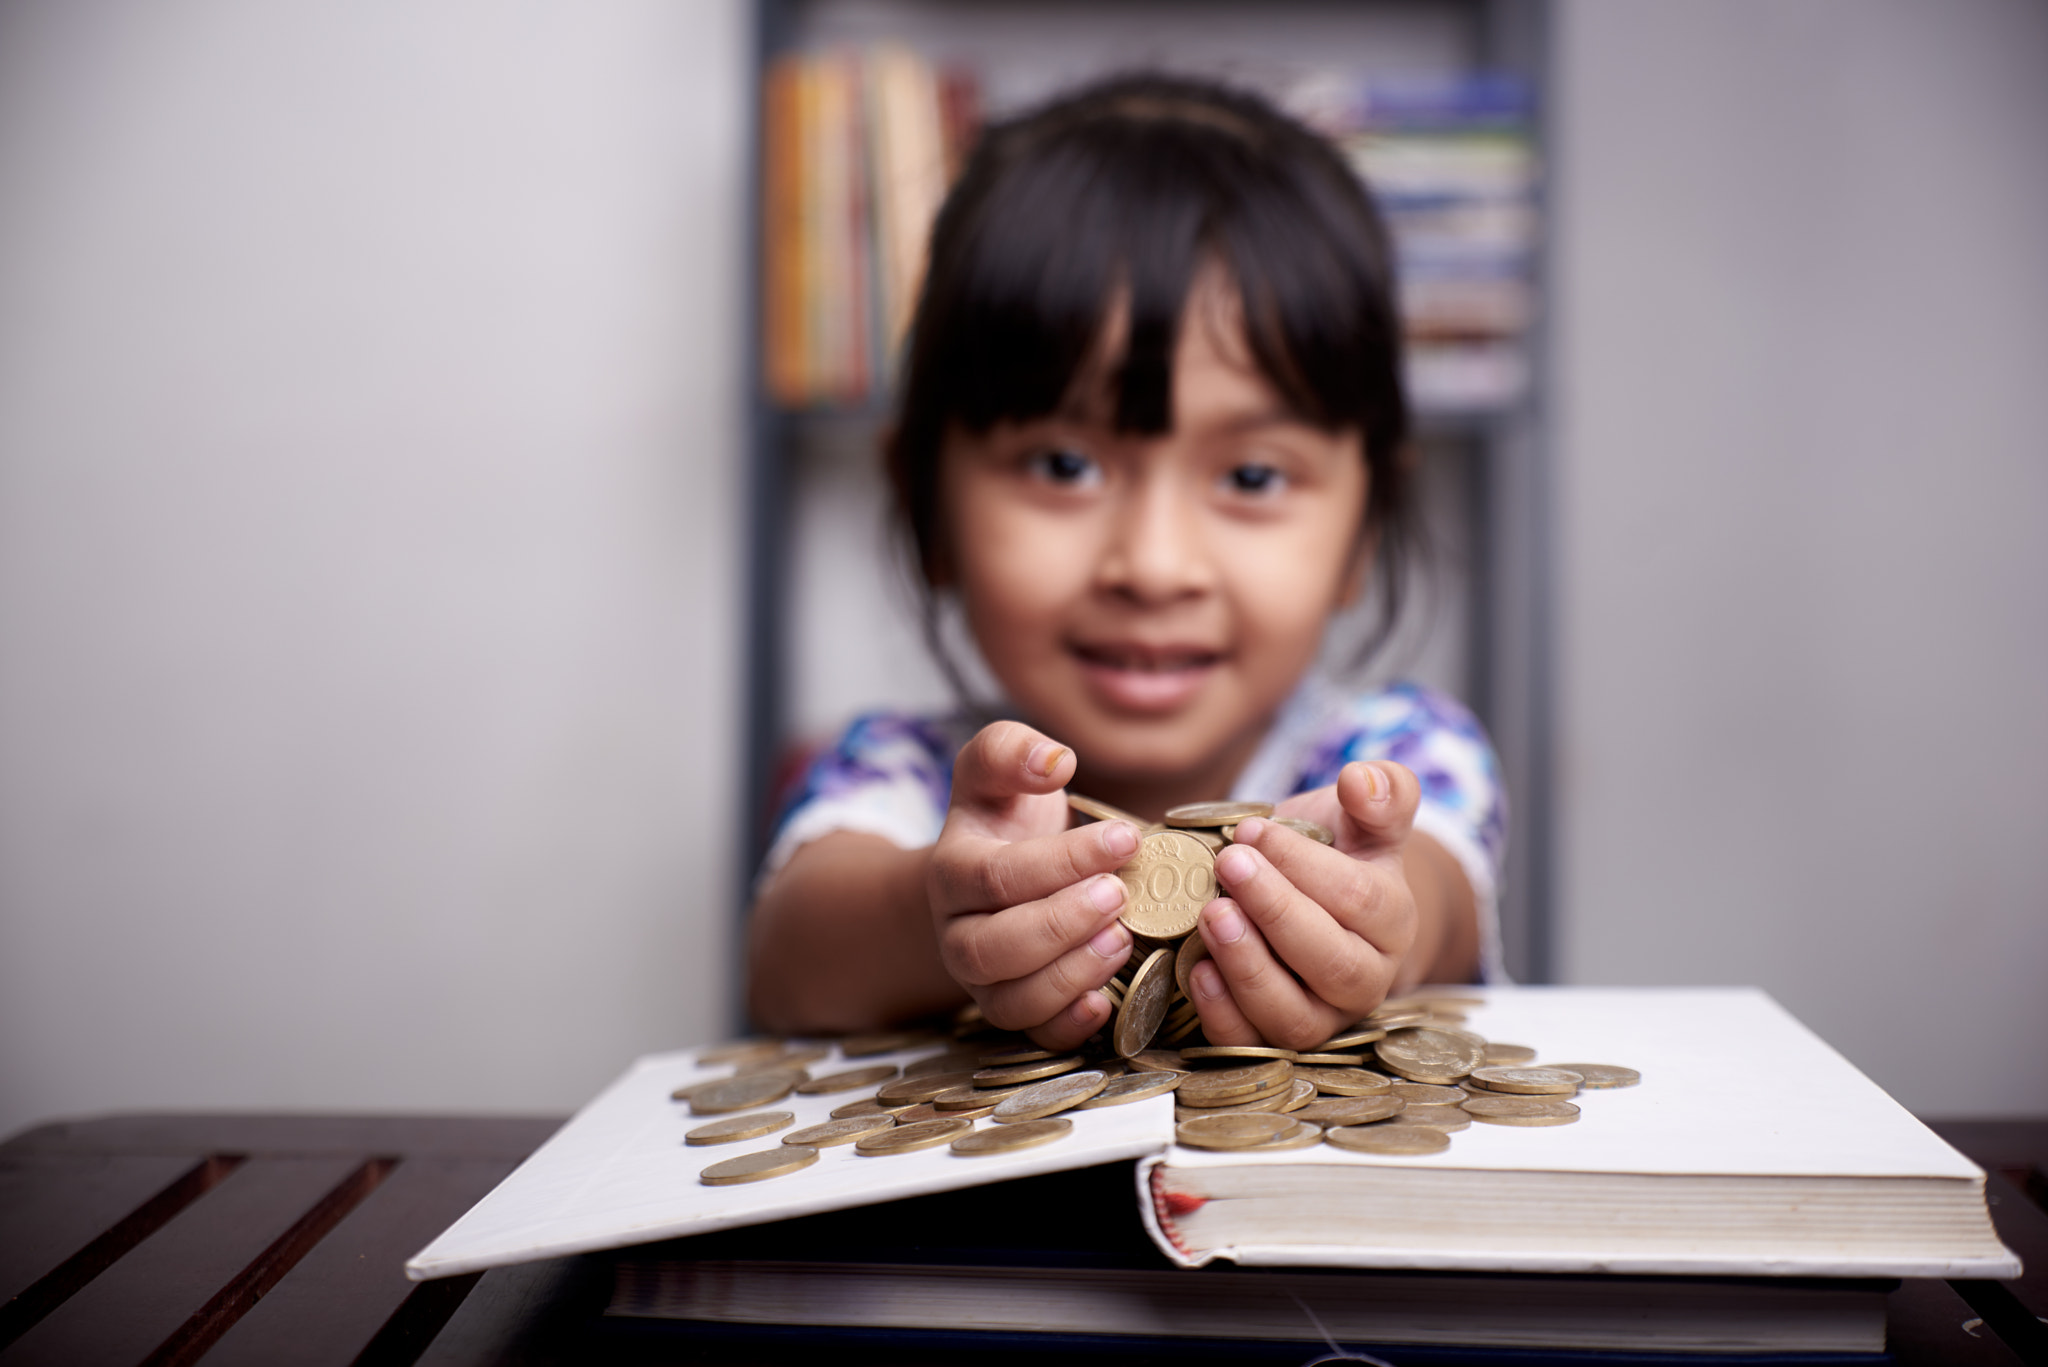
{"left": 1071, "top": 991, "right": 1105, "bottom": 1025}
{"left": 1027, "top": 741, "right": 1068, "bottom": 777}
{"left": 1207, "top": 905, "right": 1246, "bottom": 945}
{"left": 1216, "top": 846, "right": 1254, "bottom": 883}
{"left": 1087, "top": 875, "right": 1125, "bottom": 914}
{"left": 1232, "top": 816, "right": 1265, "bottom": 843}
{"left": 1192, "top": 962, "right": 1225, "bottom": 1000}
{"left": 1103, "top": 820, "right": 1139, "bottom": 858}
{"left": 1363, "top": 763, "right": 1390, "bottom": 801}
{"left": 1089, "top": 924, "right": 1128, "bottom": 958}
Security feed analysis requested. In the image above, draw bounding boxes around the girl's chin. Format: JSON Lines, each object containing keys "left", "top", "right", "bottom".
{"left": 1074, "top": 657, "right": 1217, "bottom": 714}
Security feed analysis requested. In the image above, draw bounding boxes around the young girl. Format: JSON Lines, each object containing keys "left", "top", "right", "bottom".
{"left": 748, "top": 73, "right": 1505, "bottom": 1052}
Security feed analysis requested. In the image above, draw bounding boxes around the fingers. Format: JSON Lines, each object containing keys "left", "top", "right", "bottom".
{"left": 1211, "top": 835, "right": 1397, "bottom": 1015}
{"left": 932, "top": 818, "right": 1140, "bottom": 921}
{"left": 942, "top": 866, "right": 1129, "bottom": 986}
{"left": 1025, "top": 988, "right": 1115, "bottom": 1053}
{"left": 1332, "top": 760, "right": 1419, "bottom": 856}
{"left": 1191, "top": 899, "right": 1346, "bottom": 1049}
{"left": 1225, "top": 817, "right": 1415, "bottom": 962}
{"left": 948, "top": 720, "right": 1076, "bottom": 814}
{"left": 977, "top": 923, "right": 1130, "bottom": 1037}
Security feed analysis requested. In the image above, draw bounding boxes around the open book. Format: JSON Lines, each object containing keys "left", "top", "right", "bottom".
{"left": 405, "top": 986, "right": 2018, "bottom": 1284}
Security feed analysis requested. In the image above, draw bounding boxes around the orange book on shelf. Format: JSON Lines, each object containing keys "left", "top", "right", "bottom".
{"left": 865, "top": 44, "right": 947, "bottom": 365}
{"left": 761, "top": 56, "right": 807, "bottom": 406}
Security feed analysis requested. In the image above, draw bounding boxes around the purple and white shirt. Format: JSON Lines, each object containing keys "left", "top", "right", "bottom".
{"left": 764, "top": 675, "right": 1510, "bottom": 982}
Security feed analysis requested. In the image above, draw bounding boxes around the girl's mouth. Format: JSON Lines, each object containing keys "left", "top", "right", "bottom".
{"left": 1069, "top": 641, "right": 1224, "bottom": 713}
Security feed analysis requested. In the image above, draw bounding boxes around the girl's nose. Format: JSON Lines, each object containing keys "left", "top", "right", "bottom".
{"left": 1098, "top": 472, "right": 1214, "bottom": 604}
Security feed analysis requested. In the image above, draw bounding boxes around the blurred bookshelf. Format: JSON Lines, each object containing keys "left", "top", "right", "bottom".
{"left": 742, "top": 0, "right": 1554, "bottom": 983}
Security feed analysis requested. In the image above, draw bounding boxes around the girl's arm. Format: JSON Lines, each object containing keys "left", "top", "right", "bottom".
{"left": 1398, "top": 829, "right": 1480, "bottom": 988}
{"left": 746, "top": 833, "right": 961, "bottom": 1034}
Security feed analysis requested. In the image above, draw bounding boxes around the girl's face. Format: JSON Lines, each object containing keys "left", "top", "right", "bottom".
{"left": 941, "top": 275, "right": 1370, "bottom": 797}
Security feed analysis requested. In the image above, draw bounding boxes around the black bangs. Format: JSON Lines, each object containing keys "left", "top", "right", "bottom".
{"left": 887, "top": 71, "right": 1414, "bottom": 669}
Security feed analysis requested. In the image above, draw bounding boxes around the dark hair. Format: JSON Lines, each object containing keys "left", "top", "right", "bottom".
{"left": 886, "top": 72, "right": 1414, "bottom": 697}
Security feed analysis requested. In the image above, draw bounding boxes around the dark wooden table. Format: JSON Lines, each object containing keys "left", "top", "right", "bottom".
{"left": 2, "top": 1113, "right": 2044, "bottom": 1365}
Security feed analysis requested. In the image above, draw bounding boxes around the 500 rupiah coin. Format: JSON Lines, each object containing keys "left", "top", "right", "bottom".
{"left": 1113, "top": 948, "right": 1175, "bottom": 1057}
{"left": 1115, "top": 830, "right": 1217, "bottom": 940}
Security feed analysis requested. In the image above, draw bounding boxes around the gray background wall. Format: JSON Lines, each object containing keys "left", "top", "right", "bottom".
{"left": 0, "top": 0, "right": 2040, "bottom": 1139}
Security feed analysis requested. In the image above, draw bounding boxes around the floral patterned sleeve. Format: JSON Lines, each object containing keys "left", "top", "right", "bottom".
{"left": 759, "top": 712, "right": 970, "bottom": 881}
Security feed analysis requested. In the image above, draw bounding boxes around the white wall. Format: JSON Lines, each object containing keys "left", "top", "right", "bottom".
{"left": 0, "top": 0, "right": 749, "bottom": 1139}
{"left": 1552, "top": 0, "right": 2048, "bottom": 1116}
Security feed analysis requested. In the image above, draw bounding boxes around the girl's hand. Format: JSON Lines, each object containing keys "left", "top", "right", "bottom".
{"left": 927, "top": 722, "right": 1140, "bottom": 1050}
{"left": 1189, "top": 760, "right": 1421, "bottom": 1050}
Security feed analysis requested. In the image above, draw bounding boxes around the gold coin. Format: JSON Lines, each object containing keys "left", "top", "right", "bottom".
{"left": 1244, "top": 1120, "right": 1325, "bottom": 1151}
{"left": 1365, "top": 1005, "right": 1430, "bottom": 1029}
{"left": 875, "top": 1071, "right": 980, "bottom": 1103}
{"left": 838, "top": 1031, "right": 932, "bottom": 1058}
{"left": 1293, "top": 1052, "right": 1366, "bottom": 1067}
{"left": 992, "top": 1070, "right": 1108, "bottom": 1123}
{"left": 1298, "top": 1095, "right": 1404, "bottom": 1126}
{"left": 1483, "top": 1043, "right": 1538, "bottom": 1065}
{"left": 1074, "top": 1071, "right": 1182, "bottom": 1108}
{"left": 1463, "top": 1094, "right": 1581, "bottom": 1120}
{"left": 1165, "top": 801, "right": 1274, "bottom": 826}
{"left": 1114, "top": 948, "right": 1175, "bottom": 1057}
{"left": 1374, "top": 1027, "right": 1487, "bottom": 1084}
{"left": 1391, "top": 1082, "right": 1466, "bottom": 1105}
{"left": 795, "top": 1064, "right": 899, "bottom": 1095}
{"left": 684, "top": 1111, "right": 794, "bottom": 1145}
{"left": 1542, "top": 1063, "right": 1640, "bottom": 1089}
{"left": 1176, "top": 1112, "right": 1296, "bottom": 1149}
{"left": 1068, "top": 792, "right": 1146, "bottom": 826}
{"left": 690, "top": 1071, "right": 802, "bottom": 1115}
{"left": 1324, "top": 1124, "right": 1450, "bottom": 1155}
{"left": 1162, "top": 1014, "right": 1204, "bottom": 1045}
{"left": 978, "top": 1044, "right": 1057, "bottom": 1066}
{"left": 696, "top": 1039, "right": 785, "bottom": 1067}
{"left": 972, "top": 1056, "right": 1084, "bottom": 1087}
{"left": 1176, "top": 1059, "right": 1292, "bottom": 1104}
{"left": 1298, "top": 1067, "right": 1392, "bottom": 1097}
{"left": 829, "top": 1097, "right": 915, "bottom": 1120}
{"left": 1115, "top": 830, "right": 1217, "bottom": 940}
{"left": 1125, "top": 1050, "right": 1190, "bottom": 1075}
{"left": 699, "top": 1144, "right": 818, "bottom": 1185}
{"left": 1162, "top": 1000, "right": 1200, "bottom": 1034}
{"left": 1173, "top": 933, "right": 1212, "bottom": 999}
{"left": 783, "top": 1115, "right": 897, "bottom": 1147}
{"left": 1181, "top": 828, "right": 1227, "bottom": 853}
{"left": 1278, "top": 1078, "right": 1318, "bottom": 1112}
{"left": 1175, "top": 1083, "right": 1296, "bottom": 1119}
{"left": 854, "top": 1117, "right": 972, "bottom": 1155}
{"left": 932, "top": 1083, "right": 1023, "bottom": 1110}
{"left": 1466, "top": 1067, "right": 1584, "bottom": 1096}
{"left": 1273, "top": 816, "right": 1335, "bottom": 844}
{"left": 951, "top": 1117, "right": 1073, "bottom": 1155}
{"left": 732, "top": 1044, "right": 831, "bottom": 1074}
{"left": 1391, "top": 1104, "right": 1471, "bottom": 1132}
{"left": 1180, "top": 1045, "right": 1298, "bottom": 1062}
{"left": 1316, "top": 1026, "right": 1387, "bottom": 1049}
{"left": 1471, "top": 1106, "right": 1581, "bottom": 1127}
{"left": 893, "top": 1100, "right": 993, "bottom": 1122}
{"left": 1175, "top": 1076, "right": 1293, "bottom": 1109}
{"left": 903, "top": 1051, "right": 986, "bottom": 1077}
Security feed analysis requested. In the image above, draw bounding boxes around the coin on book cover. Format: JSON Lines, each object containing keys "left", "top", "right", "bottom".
{"left": 972, "top": 1056, "right": 1084, "bottom": 1087}
{"left": 1374, "top": 1027, "right": 1486, "bottom": 1083}
{"left": 875, "top": 1071, "right": 979, "bottom": 1103}
{"left": 854, "top": 1116, "right": 972, "bottom": 1155}
{"left": 952, "top": 1117, "right": 1073, "bottom": 1156}
{"left": 1244, "top": 1120, "right": 1325, "bottom": 1151}
{"left": 829, "top": 1097, "right": 915, "bottom": 1120}
{"left": 690, "top": 1071, "right": 802, "bottom": 1115}
{"left": 1165, "top": 800, "right": 1274, "bottom": 827}
{"left": 1542, "top": 1063, "right": 1640, "bottom": 1089}
{"left": 684, "top": 1111, "right": 794, "bottom": 1145}
{"left": 1175, "top": 1076, "right": 1293, "bottom": 1110}
{"left": 978, "top": 1043, "right": 1057, "bottom": 1066}
{"left": 795, "top": 1064, "right": 899, "bottom": 1095}
{"left": 783, "top": 1116, "right": 896, "bottom": 1147}
{"left": 1464, "top": 1095, "right": 1580, "bottom": 1124}
{"left": 1115, "top": 830, "right": 1218, "bottom": 940}
{"left": 1068, "top": 792, "right": 1146, "bottom": 827}
{"left": 1466, "top": 1066, "right": 1584, "bottom": 1096}
{"left": 1074, "top": 1071, "right": 1182, "bottom": 1109}
{"left": 1390, "top": 1082, "right": 1466, "bottom": 1105}
{"left": 1315, "top": 1025, "right": 1386, "bottom": 1050}
{"left": 1391, "top": 1104, "right": 1471, "bottom": 1132}
{"left": 1292, "top": 1052, "right": 1365, "bottom": 1067}
{"left": 1324, "top": 1124, "right": 1450, "bottom": 1155}
{"left": 1298, "top": 1067, "right": 1391, "bottom": 1097}
{"left": 1297, "top": 1096, "right": 1404, "bottom": 1127}
{"left": 699, "top": 1145, "right": 819, "bottom": 1185}
{"left": 1176, "top": 1112, "right": 1297, "bottom": 1149}
{"left": 1114, "top": 948, "right": 1175, "bottom": 1057}
{"left": 893, "top": 1100, "right": 994, "bottom": 1123}
{"left": 1482, "top": 1044, "right": 1537, "bottom": 1065}
{"left": 1177, "top": 1059, "right": 1291, "bottom": 1105}
{"left": 933, "top": 1084, "right": 1022, "bottom": 1111}
{"left": 993, "top": 1070, "right": 1108, "bottom": 1123}
{"left": 1180, "top": 1045, "right": 1298, "bottom": 1062}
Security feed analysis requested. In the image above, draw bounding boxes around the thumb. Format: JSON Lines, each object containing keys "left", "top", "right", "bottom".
{"left": 1335, "top": 760, "right": 1419, "bottom": 856}
{"left": 949, "top": 720, "right": 1076, "bottom": 817}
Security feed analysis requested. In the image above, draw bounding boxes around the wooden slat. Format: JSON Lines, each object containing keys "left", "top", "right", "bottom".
{"left": 0, "top": 1155, "right": 362, "bottom": 1367}
{"left": 3, "top": 1115, "right": 562, "bottom": 1162}
{"left": 0, "top": 1153, "right": 202, "bottom": 1310}
{"left": 199, "top": 1156, "right": 523, "bottom": 1367}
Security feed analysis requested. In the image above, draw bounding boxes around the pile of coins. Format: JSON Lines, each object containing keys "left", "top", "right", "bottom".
{"left": 678, "top": 997, "right": 1639, "bottom": 1184}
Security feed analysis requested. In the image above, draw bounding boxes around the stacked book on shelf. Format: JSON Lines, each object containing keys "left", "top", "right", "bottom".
{"left": 1287, "top": 72, "right": 1541, "bottom": 414}
{"left": 761, "top": 45, "right": 979, "bottom": 408}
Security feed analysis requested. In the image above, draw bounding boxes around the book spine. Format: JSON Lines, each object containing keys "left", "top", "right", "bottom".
{"left": 1133, "top": 1153, "right": 1213, "bottom": 1270}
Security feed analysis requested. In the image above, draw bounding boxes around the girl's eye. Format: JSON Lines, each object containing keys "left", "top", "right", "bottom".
{"left": 1226, "top": 462, "right": 1286, "bottom": 495}
{"left": 1025, "top": 447, "right": 1100, "bottom": 487}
